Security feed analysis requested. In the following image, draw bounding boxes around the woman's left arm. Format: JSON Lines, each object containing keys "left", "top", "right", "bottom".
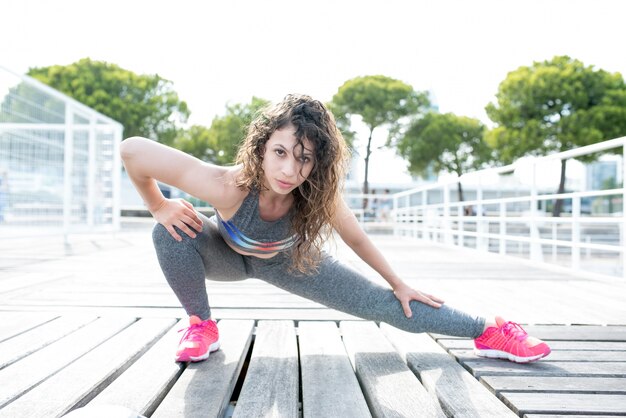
{"left": 332, "top": 198, "right": 444, "bottom": 317}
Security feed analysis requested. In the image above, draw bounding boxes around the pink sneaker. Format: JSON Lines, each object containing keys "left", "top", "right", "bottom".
{"left": 474, "top": 316, "right": 551, "bottom": 363}
{"left": 175, "top": 315, "right": 220, "bottom": 362}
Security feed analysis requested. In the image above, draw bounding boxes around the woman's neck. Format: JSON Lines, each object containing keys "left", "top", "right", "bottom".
{"left": 258, "top": 189, "right": 293, "bottom": 221}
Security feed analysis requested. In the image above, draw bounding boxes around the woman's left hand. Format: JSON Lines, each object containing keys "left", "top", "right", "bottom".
{"left": 393, "top": 283, "right": 445, "bottom": 318}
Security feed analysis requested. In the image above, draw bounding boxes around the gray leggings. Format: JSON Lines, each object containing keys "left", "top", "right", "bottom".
{"left": 152, "top": 215, "right": 485, "bottom": 338}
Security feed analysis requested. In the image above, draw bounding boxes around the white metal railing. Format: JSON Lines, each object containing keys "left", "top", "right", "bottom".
{"left": 382, "top": 136, "right": 625, "bottom": 280}
{"left": 0, "top": 66, "right": 123, "bottom": 239}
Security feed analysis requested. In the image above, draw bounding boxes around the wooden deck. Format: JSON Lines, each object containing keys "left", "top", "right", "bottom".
{"left": 1, "top": 221, "right": 626, "bottom": 417}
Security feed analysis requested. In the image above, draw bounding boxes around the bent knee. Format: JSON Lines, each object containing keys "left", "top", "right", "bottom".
{"left": 152, "top": 222, "right": 178, "bottom": 247}
{"left": 152, "top": 222, "right": 203, "bottom": 249}
{"left": 152, "top": 223, "right": 187, "bottom": 247}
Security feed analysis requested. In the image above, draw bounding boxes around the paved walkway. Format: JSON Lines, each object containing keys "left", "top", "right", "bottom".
{"left": 1, "top": 221, "right": 625, "bottom": 417}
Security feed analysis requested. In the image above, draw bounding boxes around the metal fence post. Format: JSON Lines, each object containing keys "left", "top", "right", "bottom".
{"left": 623, "top": 145, "right": 626, "bottom": 280}
{"left": 392, "top": 194, "right": 398, "bottom": 237}
{"left": 87, "top": 116, "right": 96, "bottom": 227}
{"left": 421, "top": 190, "right": 427, "bottom": 241}
{"left": 476, "top": 175, "right": 486, "bottom": 251}
{"left": 112, "top": 125, "right": 123, "bottom": 231}
{"left": 499, "top": 202, "right": 506, "bottom": 255}
{"left": 572, "top": 195, "right": 581, "bottom": 270}
{"left": 443, "top": 182, "right": 452, "bottom": 245}
{"left": 63, "top": 105, "right": 74, "bottom": 242}
{"left": 529, "top": 160, "right": 543, "bottom": 262}
{"left": 458, "top": 204, "right": 464, "bottom": 248}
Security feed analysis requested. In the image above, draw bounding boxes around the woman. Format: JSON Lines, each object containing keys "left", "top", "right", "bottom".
{"left": 121, "top": 94, "right": 550, "bottom": 364}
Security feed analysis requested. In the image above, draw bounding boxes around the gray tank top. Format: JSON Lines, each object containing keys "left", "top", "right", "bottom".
{"left": 214, "top": 188, "right": 298, "bottom": 254}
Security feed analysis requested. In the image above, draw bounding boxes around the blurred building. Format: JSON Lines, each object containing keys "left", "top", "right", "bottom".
{"left": 0, "top": 66, "right": 122, "bottom": 238}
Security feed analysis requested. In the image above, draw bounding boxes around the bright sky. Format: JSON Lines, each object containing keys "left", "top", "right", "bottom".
{"left": 2, "top": 0, "right": 625, "bottom": 184}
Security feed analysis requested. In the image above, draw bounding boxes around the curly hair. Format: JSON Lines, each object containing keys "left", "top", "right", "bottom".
{"left": 235, "top": 94, "right": 350, "bottom": 274}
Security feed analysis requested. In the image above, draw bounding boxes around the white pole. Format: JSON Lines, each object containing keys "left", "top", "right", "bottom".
{"left": 529, "top": 160, "right": 542, "bottom": 262}
{"left": 458, "top": 205, "right": 464, "bottom": 247}
{"left": 392, "top": 194, "right": 398, "bottom": 237}
{"left": 112, "top": 125, "right": 123, "bottom": 231}
{"left": 63, "top": 105, "right": 74, "bottom": 243}
{"left": 572, "top": 195, "right": 581, "bottom": 270}
{"left": 476, "top": 175, "right": 486, "bottom": 251}
{"left": 552, "top": 223, "right": 557, "bottom": 262}
{"left": 443, "top": 182, "right": 452, "bottom": 245}
{"left": 421, "top": 190, "right": 427, "bottom": 241}
{"left": 87, "top": 116, "right": 96, "bottom": 228}
{"left": 499, "top": 201, "right": 506, "bottom": 255}
{"left": 623, "top": 145, "right": 626, "bottom": 280}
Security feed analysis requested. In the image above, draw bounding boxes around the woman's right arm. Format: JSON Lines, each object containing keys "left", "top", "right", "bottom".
{"left": 120, "top": 136, "right": 241, "bottom": 240}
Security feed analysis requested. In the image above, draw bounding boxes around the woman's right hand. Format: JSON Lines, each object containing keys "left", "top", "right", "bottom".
{"left": 150, "top": 198, "right": 203, "bottom": 242}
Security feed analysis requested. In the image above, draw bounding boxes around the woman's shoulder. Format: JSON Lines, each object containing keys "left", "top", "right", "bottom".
{"left": 211, "top": 165, "right": 249, "bottom": 212}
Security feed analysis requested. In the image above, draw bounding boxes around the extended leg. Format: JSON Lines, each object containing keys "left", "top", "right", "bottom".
{"left": 249, "top": 253, "right": 485, "bottom": 338}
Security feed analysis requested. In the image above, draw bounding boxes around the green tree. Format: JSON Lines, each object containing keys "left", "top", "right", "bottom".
{"left": 172, "top": 125, "right": 214, "bottom": 162}
{"left": 331, "top": 75, "right": 430, "bottom": 194}
{"left": 28, "top": 58, "right": 190, "bottom": 145}
{"left": 326, "top": 101, "right": 355, "bottom": 149}
{"left": 396, "top": 112, "right": 489, "bottom": 201}
{"left": 174, "top": 97, "right": 269, "bottom": 165}
{"left": 485, "top": 55, "right": 626, "bottom": 216}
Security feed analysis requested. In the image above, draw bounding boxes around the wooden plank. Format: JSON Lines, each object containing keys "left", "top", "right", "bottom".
{"left": 438, "top": 338, "right": 626, "bottom": 351}
{"left": 481, "top": 376, "right": 626, "bottom": 394}
{"left": 233, "top": 320, "right": 299, "bottom": 418}
{"left": 431, "top": 325, "right": 626, "bottom": 342}
{"left": 152, "top": 319, "right": 254, "bottom": 418}
{"left": 520, "top": 325, "right": 626, "bottom": 341}
{"left": 0, "top": 317, "right": 175, "bottom": 418}
{"left": 0, "top": 315, "right": 97, "bottom": 369}
{"left": 298, "top": 321, "right": 371, "bottom": 418}
{"left": 88, "top": 318, "right": 187, "bottom": 416}
{"left": 451, "top": 349, "right": 626, "bottom": 362}
{"left": 0, "top": 305, "right": 364, "bottom": 322}
{"left": 525, "top": 415, "right": 625, "bottom": 418}
{"left": 462, "top": 360, "right": 626, "bottom": 378}
{"left": 0, "top": 312, "right": 58, "bottom": 342}
{"left": 500, "top": 392, "right": 626, "bottom": 415}
{"left": 340, "top": 321, "right": 445, "bottom": 418}
{"left": 0, "top": 316, "right": 135, "bottom": 408}
{"left": 380, "top": 324, "right": 517, "bottom": 418}
{"left": 11, "top": 291, "right": 324, "bottom": 309}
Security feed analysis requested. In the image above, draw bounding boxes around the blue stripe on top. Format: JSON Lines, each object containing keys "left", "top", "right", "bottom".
{"left": 220, "top": 219, "right": 297, "bottom": 252}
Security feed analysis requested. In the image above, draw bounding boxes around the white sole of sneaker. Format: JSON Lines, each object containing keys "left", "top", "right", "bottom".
{"left": 474, "top": 348, "right": 545, "bottom": 363}
{"left": 178, "top": 340, "right": 221, "bottom": 362}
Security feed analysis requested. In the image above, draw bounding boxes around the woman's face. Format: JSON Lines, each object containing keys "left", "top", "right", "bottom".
{"left": 262, "top": 124, "right": 315, "bottom": 195}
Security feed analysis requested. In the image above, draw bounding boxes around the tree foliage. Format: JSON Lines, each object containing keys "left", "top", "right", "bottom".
{"left": 326, "top": 101, "right": 355, "bottom": 149}
{"left": 174, "top": 97, "right": 269, "bottom": 165}
{"left": 396, "top": 112, "right": 489, "bottom": 201}
{"left": 28, "top": 58, "right": 190, "bottom": 145}
{"left": 172, "top": 125, "right": 214, "bottom": 162}
{"left": 485, "top": 56, "right": 626, "bottom": 215}
{"left": 331, "top": 75, "right": 430, "bottom": 194}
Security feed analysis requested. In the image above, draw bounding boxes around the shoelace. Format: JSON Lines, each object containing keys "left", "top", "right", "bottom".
{"left": 501, "top": 321, "right": 528, "bottom": 342}
{"left": 178, "top": 322, "right": 214, "bottom": 342}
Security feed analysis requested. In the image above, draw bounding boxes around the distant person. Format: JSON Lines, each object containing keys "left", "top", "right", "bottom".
{"left": 379, "top": 189, "right": 393, "bottom": 222}
{"left": 121, "top": 94, "right": 550, "bottom": 364}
